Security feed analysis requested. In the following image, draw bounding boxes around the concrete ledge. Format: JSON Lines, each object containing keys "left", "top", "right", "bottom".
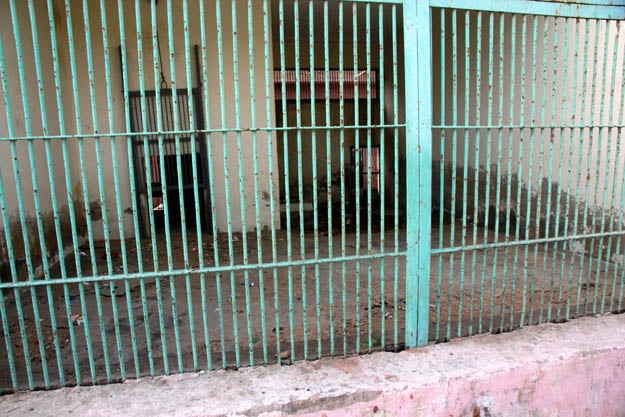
{"left": 2, "top": 314, "right": 625, "bottom": 417}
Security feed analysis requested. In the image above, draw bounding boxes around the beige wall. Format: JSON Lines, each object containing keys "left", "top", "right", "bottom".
{"left": 431, "top": 12, "right": 625, "bottom": 220}
{"left": 0, "top": 0, "right": 280, "bottom": 259}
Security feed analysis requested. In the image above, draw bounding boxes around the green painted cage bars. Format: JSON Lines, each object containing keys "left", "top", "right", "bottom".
{"left": 0, "top": 0, "right": 624, "bottom": 392}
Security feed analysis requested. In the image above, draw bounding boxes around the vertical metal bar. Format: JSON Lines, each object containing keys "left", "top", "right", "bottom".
{"left": 7, "top": 0, "right": 51, "bottom": 388}
{"left": 499, "top": 14, "right": 516, "bottom": 333}
{"left": 150, "top": 0, "right": 172, "bottom": 374}
{"left": 599, "top": 20, "right": 621, "bottom": 315}
{"left": 133, "top": 0, "right": 159, "bottom": 376}
{"left": 391, "top": 4, "right": 400, "bottom": 349}
{"left": 521, "top": 15, "right": 540, "bottom": 328}
{"left": 199, "top": 0, "right": 223, "bottom": 369}
{"left": 378, "top": 3, "right": 386, "bottom": 348}
{"left": 580, "top": 20, "right": 602, "bottom": 316}
{"left": 308, "top": 0, "right": 322, "bottom": 359}
{"left": 510, "top": 14, "right": 528, "bottom": 330}
{"left": 532, "top": 16, "right": 550, "bottom": 325}
{"left": 323, "top": 0, "right": 335, "bottom": 357}
{"left": 118, "top": 0, "right": 153, "bottom": 377}
{"left": 436, "top": 8, "right": 446, "bottom": 341}
{"left": 98, "top": 0, "right": 141, "bottom": 378}
{"left": 446, "top": 8, "right": 458, "bottom": 340}
{"left": 478, "top": 11, "right": 495, "bottom": 335}
{"left": 46, "top": 0, "right": 97, "bottom": 383}
{"left": 541, "top": 16, "right": 559, "bottom": 323}
{"left": 262, "top": 0, "right": 280, "bottom": 365}
{"left": 278, "top": 0, "right": 296, "bottom": 362}
{"left": 294, "top": 0, "right": 309, "bottom": 360}
{"left": 182, "top": 0, "right": 200, "bottom": 371}
{"left": 593, "top": 20, "right": 617, "bottom": 315}
{"left": 553, "top": 18, "right": 572, "bottom": 322}
{"left": 489, "top": 12, "right": 505, "bottom": 333}
{"left": 0, "top": 34, "right": 34, "bottom": 389}
{"left": 215, "top": 0, "right": 241, "bottom": 367}
{"left": 247, "top": 0, "right": 269, "bottom": 365}
{"left": 339, "top": 2, "right": 347, "bottom": 356}
{"left": 469, "top": 10, "right": 483, "bottom": 337}
{"left": 404, "top": 0, "right": 432, "bottom": 348}
{"left": 562, "top": 17, "right": 583, "bottom": 322}
{"left": 573, "top": 19, "right": 591, "bottom": 318}
{"left": 229, "top": 0, "right": 255, "bottom": 366}
{"left": 165, "top": 0, "right": 187, "bottom": 373}
{"left": 352, "top": 2, "right": 362, "bottom": 355}
{"left": 608, "top": 22, "right": 625, "bottom": 314}
{"left": 365, "top": 2, "right": 373, "bottom": 352}
{"left": 66, "top": 0, "right": 115, "bottom": 381}
{"left": 457, "top": 9, "right": 471, "bottom": 337}
{"left": 82, "top": 0, "right": 127, "bottom": 380}
{"left": 26, "top": 0, "right": 68, "bottom": 385}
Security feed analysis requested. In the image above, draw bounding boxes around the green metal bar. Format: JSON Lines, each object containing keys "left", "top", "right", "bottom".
{"left": 199, "top": 0, "right": 224, "bottom": 369}
{"left": 65, "top": 0, "right": 115, "bottom": 382}
{"left": 278, "top": 0, "right": 296, "bottom": 362}
{"left": 81, "top": 0, "right": 127, "bottom": 380}
{"left": 215, "top": 0, "right": 241, "bottom": 368}
{"left": 378, "top": 2, "right": 386, "bottom": 348}
{"left": 489, "top": 12, "right": 505, "bottom": 333}
{"left": 8, "top": 0, "right": 52, "bottom": 387}
{"left": 294, "top": 0, "right": 309, "bottom": 361}
{"left": 0, "top": 252, "right": 404, "bottom": 291}
{"left": 457, "top": 9, "right": 471, "bottom": 338}
{"left": 150, "top": 0, "right": 172, "bottom": 375}
{"left": 608, "top": 22, "right": 625, "bottom": 314}
{"left": 118, "top": 0, "right": 152, "bottom": 377}
{"left": 469, "top": 10, "right": 483, "bottom": 337}
{"left": 521, "top": 15, "right": 540, "bottom": 328}
{"left": 446, "top": 8, "right": 458, "bottom": 341}
{"left": 510, "top": 14, "right": 528, "bottom": 330}
{"left": 580, "top": 20, "right": 602, "bottom": 317}
{"left": 553, "top": 18, "right": 573, "bottom": 322}
{"left": 182, "top": 0, "right": 200, "bottom": 371}
{"left": 247, "top": 0, "right": 268, "bottom": 365}
{"left": 229, "top": 0, "right": 255, "bottom": 367}
{"left": 98, "top": 0, "right": 141, "bottom": 378}
{"left": 541, "top": 16, "right": 561, "bottom": 324}
{"left": 0, "top": 34, "right": 33, "bottom": 389}
{"left": 573, "top": 19, "right": 591, "bottom": 318}
{"left": 430, "top": 0, "right": 625, "bottom": 20}
{"left": 307, "top": 0, "right": 322, "bottom": 360}
{"left": 562, "top": 17, "right": 583, "bottom": 322}
{"left": 0, "top": 124, "right": 412, "bottom": 142}
{"left": 133, "top": 0, "right": 158, "bottom": 377}
{"left": 352, "top": 2, "right": 362, "bottom": 355}
{"left": 593, "top": 20, "right": 617, "bottom": 315}
{"left": 435, "top": 8, "right": 447, "bottom": 341}
{"left": 165, "top": 0, "right": 187, "bottom": 373}
{"left": 404, "top": 0, "right": 432, "bottom": 348}
{"left": 323, "top": 0, "right": 335, "bottom": 357}
{"left": 262, "top": 0, "right": 280, "bottom": 366}
{"left": 501, "top": 14, "right": 518, "bottom": 333}
{"left": 478, "top": 10, "right": 495, "bottom": 334}
{"left": 532, "top": 16, "right": 550, "bottom": 325}
{"left": 365, "top": 2, "right": 374, "bottom": 352}
{"left": 392, "top": 3, "right": 400, "bottom": 349}
{"left": 25, "top": 0, "right": 67, "bottom": 386}
{"left": 339, "top": 1, "right": 348, "bottom": 356}
{"left": 46, "top": 0, "right": 97, "bottom": 383}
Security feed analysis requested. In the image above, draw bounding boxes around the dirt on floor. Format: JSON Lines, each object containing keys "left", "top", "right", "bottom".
{"left": 1, "top": 220, "right": 623, "bottom": 392}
